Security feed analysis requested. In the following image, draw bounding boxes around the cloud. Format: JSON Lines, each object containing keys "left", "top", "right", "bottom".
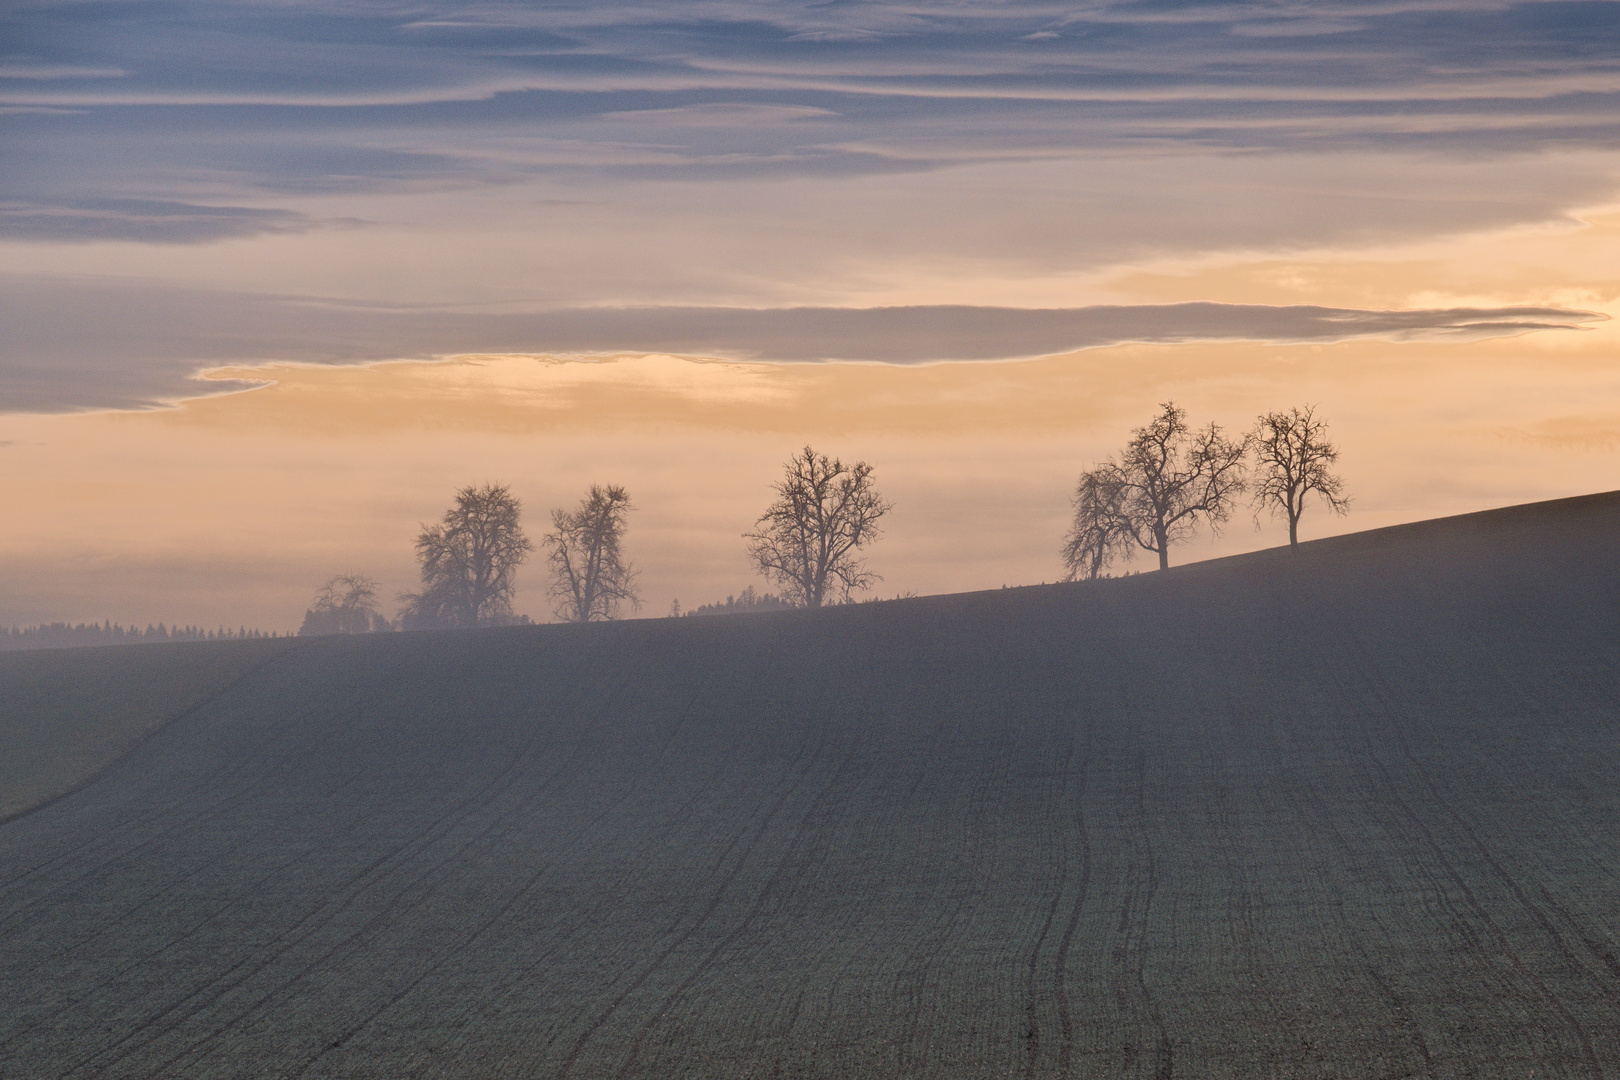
{"left": 2, "top": 0, "right": 1617, "bottom": 389}
{"left": 5, "top": 2, "right": 1617, "bottom": 114}
{"left": 3, "top": 0, "right": 1617, "bottom": 214}
{"left": 0, "top": 199, "right": 321, "bottom": 244}
{"left": 1226, "top": 18, "right": 1368, "bottom": 38}
{"left": 0, "top": 275, "right": 1601, "bottom": 413}
{"left": 597, "top": 103, "right": 839, "bottom": 125}
{"left": 783, "top": 29, "right": 891, "bottom": 43}
{"left": 0, "top": 63, "right": 126, "bottom": 80}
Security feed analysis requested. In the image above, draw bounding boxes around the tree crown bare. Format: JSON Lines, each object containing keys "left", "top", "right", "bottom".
{"left": 1250, "top": 404, "right": 1349, "bottom": 550}
{"left": 1063, "top": 402, "right": 1248, "bottom": 575}
{"left": 400, "top": 483, "right": 532, "bottom": 629}
{"left": 545, "top": 484, "right": 640, "bottom": 623}
{"left": 300, "top": 573, "right": 382, "bottom": 636}
{"left": 745, "top": 445, "right": 893, "bottom": 607}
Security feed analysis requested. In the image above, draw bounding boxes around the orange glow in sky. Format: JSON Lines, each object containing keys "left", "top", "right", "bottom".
{"left": 3, "top": 209, "right": 1618, "bottom": 629}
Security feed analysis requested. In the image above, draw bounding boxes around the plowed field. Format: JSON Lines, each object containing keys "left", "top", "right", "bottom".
{"left": 4, "top": 494, "right": 1620, "bottom": 1078}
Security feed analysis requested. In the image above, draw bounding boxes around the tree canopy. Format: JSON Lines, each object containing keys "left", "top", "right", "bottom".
{"left": 1064, "top": 402, "right": 1248, "bottom": 575}
{"left": 745, "top": 445, "right": 892, "bottom": 607}
{"left": 1251, "top": 405, "right": 1350, "bottom": 550}
{"left": 545, "top": 484, "right": 640, "bottom": 623}
{"left": 299, "top": 573, "right": 383, "bottom": 636}
{"left": 400, "top": 483, "right": 532, "bottom": 629}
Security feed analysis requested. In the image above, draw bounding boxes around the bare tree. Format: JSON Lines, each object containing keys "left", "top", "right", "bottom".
{"left": 400, "top": 483, "right": 532, "bottom": 629}
{"left": 545, "top": 484, "right": 640, "bottom": 623}
{"left": 299, "top": 573, "right": 385, "bottom": 636}
{"left": 745, "top": 445, "right": 893, "bottom": 607}
{"left": 1060, "top": 470, "right": 1133, "bottom": 581}
{"left": 1251, "top": 404, "right": 1349, "bottom": 551}
{"left": 1068, "top": 402, "right": 1248, "bottom": 573}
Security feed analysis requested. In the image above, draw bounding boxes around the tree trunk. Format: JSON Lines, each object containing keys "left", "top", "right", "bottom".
{"left": 1288, "top": 514, "right": 1299, "bottom": 551}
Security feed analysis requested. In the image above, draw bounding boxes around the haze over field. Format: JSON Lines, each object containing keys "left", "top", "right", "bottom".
{"left": 4, "top": 0, "right": 1620, "bottom": 627}
{"left": 9, "top": 7, "right": 1620, "bottom": 1075}
{"left": 5, "top": 495, "right": 1620, "bottom": 1076}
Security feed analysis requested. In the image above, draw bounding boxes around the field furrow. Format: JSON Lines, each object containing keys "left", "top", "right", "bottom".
{"left": 5, "top": 493, "right": 1620, "bottom": 1077}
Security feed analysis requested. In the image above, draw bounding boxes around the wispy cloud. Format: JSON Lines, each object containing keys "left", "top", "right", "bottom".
{"left": 2, "top": 0, "right": 1616, "bottom": 412}
{"left": 0, "top": 62, "right": 126, "bottom": 80}
{"left": 598, "top": 103, "right": 839, "bottom": 125}
{"left": 0, "top": 199, "right": 322, "bottom": 244}
{"left": 5, "top": 2, "right": 1617, "bottom": 111}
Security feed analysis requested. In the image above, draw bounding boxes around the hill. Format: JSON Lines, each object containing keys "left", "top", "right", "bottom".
{"left": 0, "top": 636, "right": 296, "bottom": 822}
{"left": 4, "top": 493, "right": 1620, "bottom": 1077}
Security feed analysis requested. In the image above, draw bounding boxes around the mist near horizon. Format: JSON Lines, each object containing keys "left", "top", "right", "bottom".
{"left": 8, "top": 7, "right": 1620, "bottom": 1072}
{"left": 8, "top": 493, "right": 1620, "bottom": 1074}
{"left": 3, "top": 0, "right": 1620, "bottom": 629}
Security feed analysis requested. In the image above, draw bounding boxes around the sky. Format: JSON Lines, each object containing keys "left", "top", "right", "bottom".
{"left": 3, "top": 0, "right": 1620, "bottom": 629}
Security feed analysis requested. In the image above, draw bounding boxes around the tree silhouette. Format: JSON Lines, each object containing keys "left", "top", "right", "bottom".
{"left": 545, "top": 484, "right": 640, "bottom": 623}
{"left": 1061, "top": 469, "right": 1133, "bottom": 581}
{"left": 685, "top": 586, "right": 794, "bottom": 617}
{"left": 745, "top": 445, "right": 893, "bottom": 607}
{"left": 1066, "top": 402, "right": 1248, "bottom": 574}
{"left": 299, "top": 573, "right": 383, "bottom": 635}
{"left": 1251, "top": 404, "right": 1349, "bottom": 551}
{"left": 400, "top": 484, "right": 532, "bottom": 629}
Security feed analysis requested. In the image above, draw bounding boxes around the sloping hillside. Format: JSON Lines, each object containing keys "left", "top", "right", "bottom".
{"left": 4, "top": 493, "right": 1620, "bottom": 1078}
{"left": 0, "top": 636, "right": 296, "bottom": 822}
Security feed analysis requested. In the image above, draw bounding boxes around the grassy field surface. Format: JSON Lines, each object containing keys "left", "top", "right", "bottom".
{"left": 4, "top": 493, "right": 1620, "bottom": 1077}
{"left": 0, "top": 637, "right": 298, "bottom": 822}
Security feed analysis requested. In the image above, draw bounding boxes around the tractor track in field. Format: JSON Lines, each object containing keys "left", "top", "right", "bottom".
{"left": 7, "top": 493, "right": 1620, "bottom": 1077}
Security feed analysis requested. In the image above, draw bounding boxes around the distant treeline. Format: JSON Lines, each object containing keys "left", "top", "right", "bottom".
{"left": 676, "top": 587, "right": 794, "bottom": 618}
{"left": 0, "top": 621, "right": 282, "bottom": 652}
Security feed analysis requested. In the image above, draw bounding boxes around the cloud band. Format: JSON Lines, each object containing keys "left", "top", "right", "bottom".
{"left": 0, "top": 277, "right": 1601, "bottom": 413}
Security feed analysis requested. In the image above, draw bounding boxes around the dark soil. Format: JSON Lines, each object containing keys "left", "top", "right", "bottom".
{"left": 4, "top": 493, "right": 1620, "bottom": 1078}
